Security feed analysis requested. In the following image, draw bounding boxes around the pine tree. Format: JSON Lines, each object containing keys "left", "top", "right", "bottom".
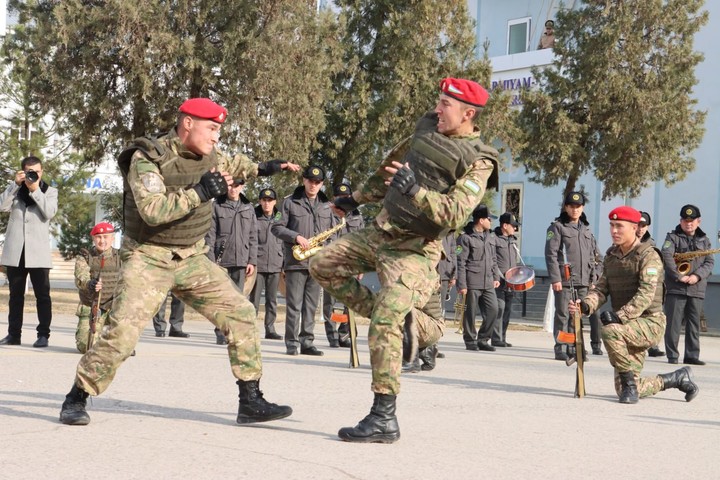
{"left": 516, "top": 0, "right": 708, "bottom": 200}
{"left": 312, "top": 0, "right": 520, "bottom": 191}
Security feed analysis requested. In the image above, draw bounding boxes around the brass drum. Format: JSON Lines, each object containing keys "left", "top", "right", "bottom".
{"left": 505, "top": 266, "right": 535, "bottom": 292}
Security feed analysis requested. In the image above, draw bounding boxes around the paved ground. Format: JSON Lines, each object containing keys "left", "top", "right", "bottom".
{"left": 1, "top": 313, "right": 718, "bottom": 480}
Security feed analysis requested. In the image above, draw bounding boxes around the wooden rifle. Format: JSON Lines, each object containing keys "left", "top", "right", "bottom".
{"left": 556, "top": 262, "right": 586, "bottom": 398}
{"left": 88, "top": 256, "right": 105, "bottom": 350}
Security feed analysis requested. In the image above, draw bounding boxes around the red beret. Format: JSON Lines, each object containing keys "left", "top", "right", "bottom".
{"left": 439, "top": 77, "right": 489, "bottom": 107}
{"left": 608, "top": 206, "right": 641, "bottom": 223}
{"left": 178, "top": 98, "right": 228, "bottom": 124}
{"left": 91, "top": 222, "right": 115, "bottom": 236}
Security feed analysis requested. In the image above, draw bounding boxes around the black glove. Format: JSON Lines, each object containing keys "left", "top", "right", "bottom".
{"left": 390, "top": 165, "right": 420, "bottom": 197}
{"left": 192, "top": 171, "right": 228, "bottom": 202}
{"left": 333, "top": 195, "right": 360, "bottom": 213}
{"left": 600, "top": 311, "right": 622, "bottom": 326}
{"left": 87, "top": 278, "right": 99, "bottom": 293}
{"left": 257, "top": 159, "right": 287, "bottom": 176}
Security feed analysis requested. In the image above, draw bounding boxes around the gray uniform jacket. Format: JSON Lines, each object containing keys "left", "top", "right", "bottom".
{"left": 457, "top": 223, "right": 500, "bottom": 290}
{"left": 545, "top": 212, "right": 599, "bottom": 287}
{"left": 493, "top": 227, "right": 518, "bottom": 279}
{"left": 339, "top": 209, "right": 365, "bottom": 236}
{"left": 255, "top": 205, "right": 284, "bottom": 274}
{"left": 437, "top": 232, "right": 457, "bottom": 281}
{"left": 271, "top": 186, "right": 334, "bottom": 271}
{"left": 0, "top": 181, "right": 58, "bottom": 268}
{"left": 661, "top": 225, "right": 714, "bottom": 298}
{"left": 205, "top": 194, "right": 257, "bottom": 268}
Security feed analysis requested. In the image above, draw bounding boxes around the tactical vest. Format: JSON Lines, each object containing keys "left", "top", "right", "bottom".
{"left": 118, "top": 134, "right": 216, "bottom": 247}
{"left": 78, "top": 248, "right": 122, "bottom": 311}
{"left": 384, "top": 112, "right": 498, "bottom": 239}
{"left": 604, "top": 241, "right": 664, "bottom": 315}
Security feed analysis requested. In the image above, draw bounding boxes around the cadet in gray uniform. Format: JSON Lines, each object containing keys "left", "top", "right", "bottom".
{"left": 493, "top": 212, "right": 520, "bottom": 347}
{"left": 322, "top": 183, "right": 365, "bottom": 348}
{"left": 661, "top": 204, "right": 714, "bottom": 366}
{"left": 206, "top": 179, "right": 258, "bottom": 344}
{"left": 457, "top": 205, "right": 501, "bottom": 352}
{"left": 545, "top": 191, "right": 603, "bottom": 361}
{"left": 638, "top": 211, "right": 665, "bottom": 358}
{"left": 251, "top": 188, "right": 284, "bottom": 340}
{"left": 271, "top": 165, "right": 334, "bottom": 356}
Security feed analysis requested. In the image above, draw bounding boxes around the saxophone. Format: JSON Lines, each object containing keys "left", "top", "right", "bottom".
{"left": 292, "top": 218, "right": 346, "bottom": 261}
{"left": 674, "top": 248, "right": 720, "bottom": 275}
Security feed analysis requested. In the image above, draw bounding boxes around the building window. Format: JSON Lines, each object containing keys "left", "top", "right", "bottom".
{"left": 507, "top": 17, "right": 531, "bottom": 54}
{"left": 501, "top": 182, "right": 523, "bottom": 246}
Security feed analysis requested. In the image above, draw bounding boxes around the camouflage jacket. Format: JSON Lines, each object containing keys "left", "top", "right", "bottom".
{"left": 584, "top": 239, "right": 664, "bottom": 323}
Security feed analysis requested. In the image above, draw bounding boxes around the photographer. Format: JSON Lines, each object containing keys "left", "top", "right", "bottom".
{"left": 0, "top": 156, "right": 58, "bottom": 347}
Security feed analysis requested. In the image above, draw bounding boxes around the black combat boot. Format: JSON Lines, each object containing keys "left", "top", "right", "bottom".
{"left": 659, "top": 367, "right": 699, "bottom": 402}
{"left": 402, "top": 357, "right": 421, "bottom": 373}
{"left": 618, "top": 371, "right": 639, "bottom": 404}
{"left": 338, "top": 393, "right": 400, "bottom": 443}
{"left": 236, "top": 380, "right": 293, "bottom": 424}
{"left": 419, "top": 344, "right": 438, "bottom": 371}
{"left": 648, "top": 346, "right": 666, "bottom": 357}
{"left": 59, "top": 384, "right": 91, "bottom": 425}
{"left": 591, "top": 342, "right": 603, "bottom": 356}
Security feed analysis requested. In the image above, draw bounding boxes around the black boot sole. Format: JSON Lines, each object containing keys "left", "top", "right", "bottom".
{"left": 59, "top": 407, "right": 91, "bottom": 426}
{"left": 337, "top": 429, "right": 400, "bottom": 444}
{"left": 236, "top": 408, "right": 292, "bottom": 424}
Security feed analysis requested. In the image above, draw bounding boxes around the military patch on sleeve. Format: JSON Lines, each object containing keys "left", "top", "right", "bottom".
{"left": 662, "top": 240, "right": 672, "bottom": 250}
{"left": 141, "top": 172, "right": 164, "bottom": 193}
{"left": 456, "top": 246, "right": 463, "bottom": 254}
{"left": 646, "top": 267, "right": 658, "bottom": 276}
{"left": 462, "top": 179, "right": 481, "bottom": 194}
{"left": 546, "top": 231, "right": 554, "bottom": 241}
{"left": 274, "top": 212, "right": 282, "bottom": 221}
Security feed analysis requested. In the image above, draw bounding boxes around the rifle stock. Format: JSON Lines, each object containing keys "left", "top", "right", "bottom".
{"left": 87, "top": 256, "right": 105, "bottom": 351}
{"left": 563, "top": 263, "right": 586, "bottom": 398}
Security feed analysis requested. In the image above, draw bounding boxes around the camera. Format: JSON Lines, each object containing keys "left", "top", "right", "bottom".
{"left": 25, "top": 170, "right": 39, "bottom": 183}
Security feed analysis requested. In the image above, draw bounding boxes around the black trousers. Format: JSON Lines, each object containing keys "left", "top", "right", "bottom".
{"left": 463, "top": 288, "right": 500, "bottom": 345}
{"left": 251, "top": 272, "right": 280, "bottom": 335}
{"left": 5, "top": 252, "right": 52, "bottom": 339}
{"left": 152, "top": 292, "right": 185, "bottom": 333}
{"left": 664, "top": 294, "right": 703, "bottom": 361}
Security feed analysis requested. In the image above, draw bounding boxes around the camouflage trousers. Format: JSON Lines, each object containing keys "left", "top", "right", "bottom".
{"left": 75, "top": 244, "right": 260, "bottom": 396}
{"left": 602, "top": 313, "right": 666, "bottom": 398}
{"left": 74, "top": 303, "right": 107, "bottom": 354}
{"left": 310, "top": 223, "right": 444, "bottom": 395}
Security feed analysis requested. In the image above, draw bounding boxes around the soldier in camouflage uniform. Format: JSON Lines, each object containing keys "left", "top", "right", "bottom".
{"left": 310, "top": 78, "right": 498, "bottom": 443}
{"left": 73, "top": 222, "right": 121, "bottom": 354}
{"left": 571, "top": 206, "right": 699, "bottom": 404}
{"left": 60, "top": 98, "right": 299, "bottom": 426}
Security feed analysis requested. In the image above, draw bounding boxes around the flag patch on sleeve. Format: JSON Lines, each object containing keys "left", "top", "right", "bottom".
{"left": 646, "top": 268, "right": 658, "bottom": 276}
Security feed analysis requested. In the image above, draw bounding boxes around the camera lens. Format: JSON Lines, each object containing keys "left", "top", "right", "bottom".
{"left": 25, "top": 171, "right": 39, "bottom": 183}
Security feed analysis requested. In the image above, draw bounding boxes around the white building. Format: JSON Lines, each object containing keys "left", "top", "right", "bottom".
{"left": 470, "top": 0, "right": 720, "bottom": 327}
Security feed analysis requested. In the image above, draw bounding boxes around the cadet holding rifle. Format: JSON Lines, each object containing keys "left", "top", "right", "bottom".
{"left": 73, "top": 222, "right": 121, "bottom": 353}
{"left": 570, "top": 206, "right": 699, "bottom": 404}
